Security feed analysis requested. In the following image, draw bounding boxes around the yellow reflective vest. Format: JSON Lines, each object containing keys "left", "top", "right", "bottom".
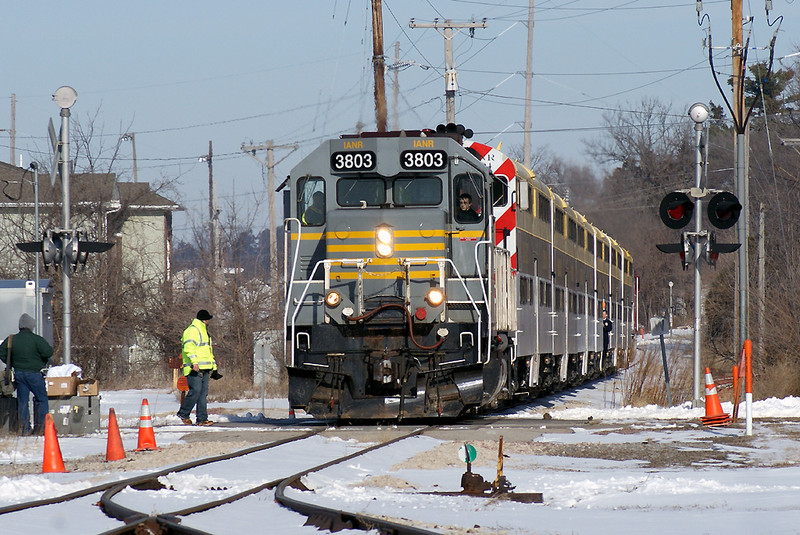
{"left": 181, "top": 318, "right": 217, "bottom": 376}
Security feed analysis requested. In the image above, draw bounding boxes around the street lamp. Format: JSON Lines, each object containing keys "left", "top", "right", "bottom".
{"left": 122, "top": 132, "right": 138, "bottom": 183}
{"left": 668, "top": 280, "right": 674, "bottom": 333}
{"left": 688, "top": 102, "right": 709, "bottom": 407}
{"left": 53, "top": 85, "right": 77, "bottom": 365}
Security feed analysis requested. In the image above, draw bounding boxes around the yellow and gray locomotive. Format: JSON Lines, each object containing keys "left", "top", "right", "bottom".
{"left": 282, "top": 126, "right": 634, "bottom": 420}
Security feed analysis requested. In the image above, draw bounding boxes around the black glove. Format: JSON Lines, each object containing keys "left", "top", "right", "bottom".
{"left": 210, "top": 369, "right": 223, "bottom": 380}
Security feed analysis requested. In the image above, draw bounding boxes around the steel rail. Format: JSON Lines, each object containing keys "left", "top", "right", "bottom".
{"left": 275, "top": 426, "right": 440, "bottom": 535}
{"left": 98, "top": 431, "right": 318, "bottom": 525}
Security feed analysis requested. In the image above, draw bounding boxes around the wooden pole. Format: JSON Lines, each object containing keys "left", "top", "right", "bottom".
{"left": 371, "top": 0, "right": 387, "bottom": 132}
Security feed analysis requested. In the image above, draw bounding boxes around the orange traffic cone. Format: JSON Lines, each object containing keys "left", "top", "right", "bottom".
{"left": 106, "top": 408, "right": 126, "bottom": 461}
{"left": 134, "top": 399, "right": 161, "bottom": 451}
{"left": 42, "top": 413, "right": 67, "bottom": 473}
{"left": 700, "top": 368, "right": 731, "bottom": 427}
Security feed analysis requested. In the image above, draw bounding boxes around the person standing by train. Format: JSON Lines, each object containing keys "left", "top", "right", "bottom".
{"left": 602, "top": 310, "right": 613, "bottom": 358}
{"left": 177, "top": 309, "right": 220, "bottom": 426}
{"left": 0, "top": 313, "right": 53, "bottom": 435}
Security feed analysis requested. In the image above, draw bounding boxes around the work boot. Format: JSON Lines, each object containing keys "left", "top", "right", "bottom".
{"left": 180, "top": 418, "right": 193, "bottom": 425}
{"left": 197, "top": 420, "right": 214, "bottom": 426}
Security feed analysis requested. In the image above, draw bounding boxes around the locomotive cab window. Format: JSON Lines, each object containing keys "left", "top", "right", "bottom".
{"left": 336, "top": 178, "right": 385, "bottom": 207}
{"left": 298, "top": 177, "right": 326, "bottom": 226}
{"left": 453, "top": 172, "right": 483, "bottom": 224}
{"left": 393, "top": 176, "right": 442, "bottom": 206}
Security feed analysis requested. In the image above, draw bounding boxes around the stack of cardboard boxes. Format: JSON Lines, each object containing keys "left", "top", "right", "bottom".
{"left": 46, "top": 373, "right": 100, "bottom": 434}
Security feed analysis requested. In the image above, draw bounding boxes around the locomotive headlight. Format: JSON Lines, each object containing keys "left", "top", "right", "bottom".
{"left": 426, "top": 287, "right": 445, "bottom": 306}
{"left": 325, "top": 290, "right": 342, "bottom": 307}
{"left": 375, "top": 225, "right": 394, "bottom": 258}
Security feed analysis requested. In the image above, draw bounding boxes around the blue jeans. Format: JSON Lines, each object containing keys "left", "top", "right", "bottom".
{"left": 15, "top": 370, "right": 48, "bottom": 435}
{"left": 177, "top": 370, "right": 210, "bottom": 423}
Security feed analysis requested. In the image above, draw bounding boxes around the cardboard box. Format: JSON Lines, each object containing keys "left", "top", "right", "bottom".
{"left": 46, "top": 376, "right": 79, "bottom": 397}
{"left": 77, "top": 379, "right": 99, "bottom": 397}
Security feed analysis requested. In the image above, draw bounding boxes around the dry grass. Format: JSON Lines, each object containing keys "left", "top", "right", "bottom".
{"left": 754, "top": 358, "right": 800, "bottom": 400}
{"left": 622, "top": 341, "right": 693, "bottom": 407}
{"left": 619, "top": 334, "right": 799, "bottom": 407}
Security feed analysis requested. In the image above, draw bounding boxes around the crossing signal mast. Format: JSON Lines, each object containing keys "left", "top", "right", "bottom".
{"left": 13, "top": 86, "right": 114, "bottom": 365}
{"left": 656, "top": 103, "right": 742, "bottom": 269}
{"left": 656, "top": 102, "right": 742, "bottom": 407}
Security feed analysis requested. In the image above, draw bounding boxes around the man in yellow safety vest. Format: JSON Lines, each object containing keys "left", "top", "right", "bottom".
{"left": 177, "top": 309, "right": 220, "bottom": 426}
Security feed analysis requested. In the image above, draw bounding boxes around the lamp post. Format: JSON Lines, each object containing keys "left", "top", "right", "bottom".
{"left": 122, "top": 132, "right": 138, "bottom": 183}
{"left": 668, "top": 280, "right": 673, "bottom": 334}
{"left": 689, "top": 102, "right": 709, "bottom": 407}
{"left": 29, "top": 163, "right": 41, "bottom": 335}
{"left": 53, "top": 86, "right": 77, "bottom": 365}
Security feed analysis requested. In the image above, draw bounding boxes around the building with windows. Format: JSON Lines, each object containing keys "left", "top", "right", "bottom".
{"left": 0, "top": 161, "right": 182, "bottom": 374}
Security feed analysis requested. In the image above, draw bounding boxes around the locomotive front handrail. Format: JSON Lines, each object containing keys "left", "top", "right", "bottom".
{"left": 473, "top": 240, "right": 492, "bottom": 363}
{"left": 283, "top": 217, "right": 302, "bottom": 332}
{"left": 286, "top": 255, "right": 488, "bottom": 366}
{"left": 402, "top": 256, "right": 485, "bottom": 363}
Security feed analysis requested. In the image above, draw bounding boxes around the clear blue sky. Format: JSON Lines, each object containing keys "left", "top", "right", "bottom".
{"left": 1, "top": 1, "right": 798, "bottom": 239}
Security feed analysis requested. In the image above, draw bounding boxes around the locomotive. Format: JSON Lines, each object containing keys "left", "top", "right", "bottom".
{"left": 281, "top": 125, "right": 634, "bottom": 420}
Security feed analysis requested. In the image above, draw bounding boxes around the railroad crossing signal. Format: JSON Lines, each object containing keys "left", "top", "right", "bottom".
{"left": 707, "top": 191, "right": 742, "bottom": 230}
{"left": 656, "top": 233, "right": 692, "bottom": 270}
{"left": 705, "top": 231, "right": 741, "bottom": 266}
{"left": 657, "top": 190, "right": 741, "bottom": 267}
{"left": 16, "top": 229, "right": 113, "bottom": 271}
{"left": 658, "top": 192, "right": 694, "bottom": 229}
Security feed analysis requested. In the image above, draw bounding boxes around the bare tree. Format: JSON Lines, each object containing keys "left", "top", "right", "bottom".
{"left": 582, "top": 98, "right": 697, "bottom": 324}
{"left": 173, "top": 187, "right": 286, "bottom": 397}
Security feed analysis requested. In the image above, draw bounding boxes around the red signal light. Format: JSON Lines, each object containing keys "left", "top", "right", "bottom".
{"left": 659, "top": 192, "right": 694, "bottom": 229}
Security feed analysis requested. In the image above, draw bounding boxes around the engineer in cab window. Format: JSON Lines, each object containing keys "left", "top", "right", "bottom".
{"left": 456, "top": 193, "right": 480, "bottom": 223}
{"left": 302, "top": 191, "right": 325, "bottom": 226}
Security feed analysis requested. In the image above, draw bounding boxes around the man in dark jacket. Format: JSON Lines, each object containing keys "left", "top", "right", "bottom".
{"left": 602, "top": 310, "right": 613, "bottom": 359}
{"left": 0, "top": 314, "right": 53, "bottom": 435}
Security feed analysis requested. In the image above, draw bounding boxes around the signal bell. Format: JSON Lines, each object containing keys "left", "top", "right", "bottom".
{"left": 707, "top": 191, "right": 741, "bottom": 229}
{"left": 659, "top": 192, "right": 694, "bottom": 229}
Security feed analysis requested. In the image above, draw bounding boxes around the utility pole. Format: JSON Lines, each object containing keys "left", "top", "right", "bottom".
{"left": 757, "top": 202, "right": 764, "bottom": 356}
{"left": 523, "top": 0, "right": 534, "bottom": 169}
{"left": 242, "top": 141, "right": 298, "bottom": 290}
{"left": 409, "top": 18, "right": 487, "bottom": 124}
{"left": 371, "top": 0, "right": 387, "bottom": 132}
{"left": 392, "top": 41, "right": 400, "bottom": 131}
{"left": 731, "top": 0, "right": 744, "bottom": 126}
{"left": 731, "top": 0, "right": 749, "bottom": 352}
{"left": 204, "top": 141, "right": 219, "bottom": 302}
{"left": 10, "top": 93, "right": 15, "bottom": 165}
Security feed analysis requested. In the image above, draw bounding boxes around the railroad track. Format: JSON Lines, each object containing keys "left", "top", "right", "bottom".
{"left": 0, "top": 410, "right": 592, "bottom": 534}
{"left": 99, "top": 425, "right": 440, "bottom": 535}
{"left": 0, "top": 424, "right": 451, "bottom": 535}
{"left": 0, "top": 430, "right": 317, "bottom": 534}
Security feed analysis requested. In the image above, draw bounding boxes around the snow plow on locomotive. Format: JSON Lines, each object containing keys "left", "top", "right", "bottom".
{"left": 281, "top": 126, "right": 634, "bottom": 421}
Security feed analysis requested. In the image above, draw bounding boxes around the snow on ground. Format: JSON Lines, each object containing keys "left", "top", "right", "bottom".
{"left": 1, "top": 330, "right": 799, "bottom": 534}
